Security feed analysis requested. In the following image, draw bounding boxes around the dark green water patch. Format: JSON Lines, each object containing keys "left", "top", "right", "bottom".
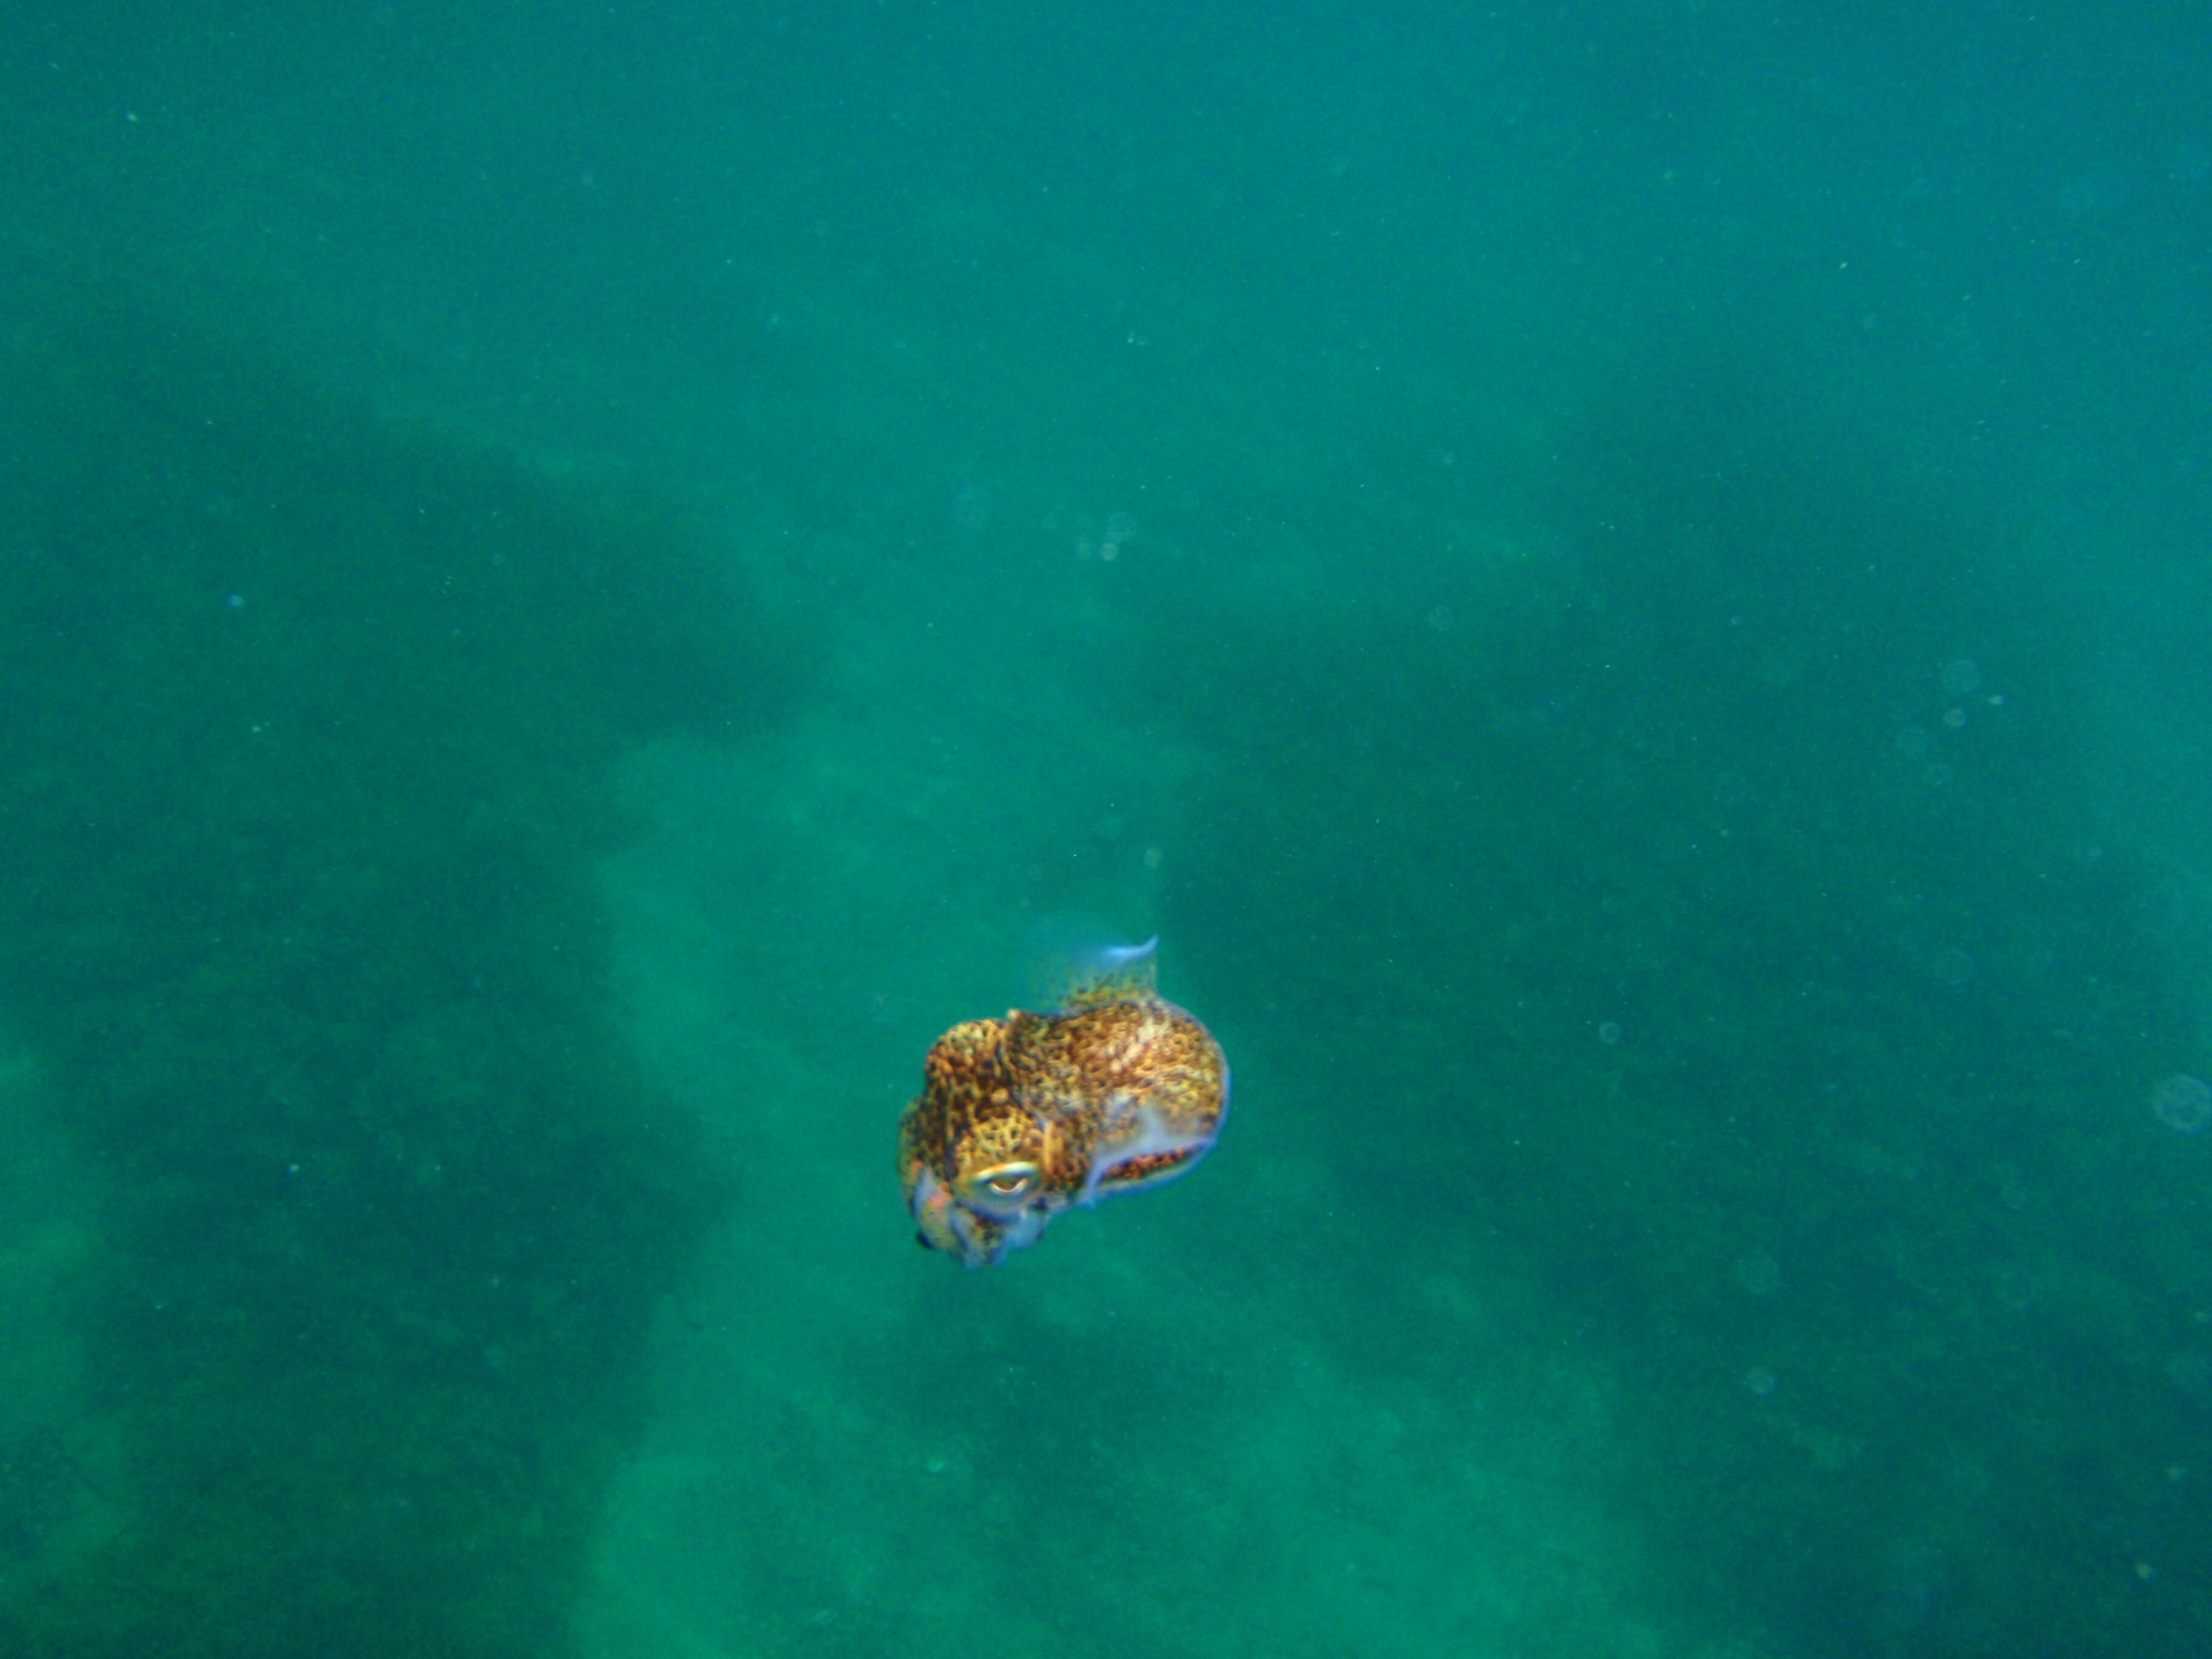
{"left": 1133, "top": 365, "right": 2212, "bottom": 1657}
{"left": 0, "top": 307, "right": 786, "bottom": 1657}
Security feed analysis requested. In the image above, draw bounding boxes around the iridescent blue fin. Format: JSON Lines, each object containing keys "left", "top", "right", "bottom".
{"left": 1021, "top": 916, "right": 1159, "bottom": 1011}
{"left": 1055, "top": 936, "right": 1159, "bottom": 1010}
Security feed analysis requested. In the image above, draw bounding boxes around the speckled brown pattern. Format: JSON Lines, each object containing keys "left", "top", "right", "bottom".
{"left": 899, "top": 976, "right": 1228, "bottom": 1267}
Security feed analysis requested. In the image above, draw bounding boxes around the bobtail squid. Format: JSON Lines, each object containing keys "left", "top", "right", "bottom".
{"left": 898, "top": 937, "right": 1228, "bottom": 1267}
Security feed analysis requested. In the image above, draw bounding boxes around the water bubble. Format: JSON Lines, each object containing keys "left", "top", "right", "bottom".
{"left": 1744, "top": 1366, "right": 1778, "bottom": 1397}
{"left": 1940, "top": 657, "right": 1983, "bottom": 696}
{"left": 1426, "top": 605, "right": 1455, "bottom": 632}
{"left": 1104, "top": 511, "right": 1139, "bottom": 544}
{"left": 2151, "top": 1073, "right": 2212, "bottom": 1134}
{"left": 1931, "top": 948, "right": 1977, "bottom": 988}
{"left": 1597, "top": 1021, "right": 1623, "bottom": 1045}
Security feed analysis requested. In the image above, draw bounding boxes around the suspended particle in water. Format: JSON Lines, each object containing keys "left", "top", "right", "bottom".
{"left": 1096, "top": 512, "right": 1139, "bottom": 563}
{"left": 2166, "top": 1350, "right": 2212, "bottom": 1402}
{"left": 1940, "top": 657, "right": 1983, "bottom": 696}
{"left": 2150, "top": 1073, "right": 2212, "bottom": 1134}
{"left": 951, "top": 483, "right": 994, "bottom": 533}
{"left": 1734, "top": 1249, "right": 1781, "bottom": 1296}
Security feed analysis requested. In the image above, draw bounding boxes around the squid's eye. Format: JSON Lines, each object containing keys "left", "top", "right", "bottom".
{"left": 970, "top": 1162, "right": 1041, "bottom": 1203}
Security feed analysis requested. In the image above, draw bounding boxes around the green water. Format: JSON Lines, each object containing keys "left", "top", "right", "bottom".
{"left": 5, "top": 5, "right": 2212, "bottom": 1657}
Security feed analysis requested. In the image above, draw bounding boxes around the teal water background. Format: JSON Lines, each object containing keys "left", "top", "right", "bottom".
{"left": 4, "top": 5, "right": 2212, "bottom": 1655}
